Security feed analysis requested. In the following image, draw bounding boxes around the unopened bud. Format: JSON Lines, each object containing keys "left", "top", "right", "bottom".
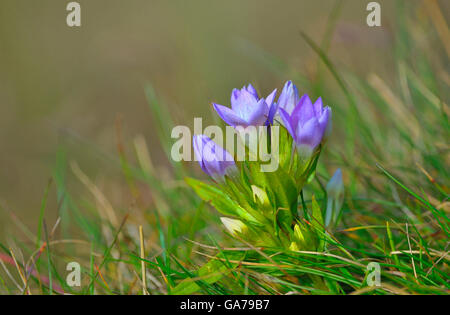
{"left": 220, "top": 217, "right": 247, "bottom": 236}
{"left": 325, "top": 169, "right": 344, "bottom": 227}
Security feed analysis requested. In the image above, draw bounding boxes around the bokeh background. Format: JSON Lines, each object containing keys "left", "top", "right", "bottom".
{"left": 0, "top": 0, "right": 447, "bottom": 239}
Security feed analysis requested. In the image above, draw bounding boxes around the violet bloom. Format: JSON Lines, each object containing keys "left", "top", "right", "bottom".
{"left": 213, "top": 84, "right": 277, "bottom": 127}
{"left": 193, "top": 135, "right": 237, "bottom": 181}
{"left": 279, "top": 94, "right": 331, "bottom": 158}
{"left": 277, "top": 80, "right": 300, "bottom": 115}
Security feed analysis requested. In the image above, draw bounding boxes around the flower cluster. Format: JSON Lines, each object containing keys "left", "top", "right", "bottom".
{"left": 189, "top": 80, "right": 334, "bottom": 251}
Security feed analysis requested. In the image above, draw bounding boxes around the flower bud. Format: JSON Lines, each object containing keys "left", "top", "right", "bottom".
{"left": 220, "top": 217, "right": 248, "bottom": 236}
{"left": 325, "top": 169, "right": 344, "bottom": 227}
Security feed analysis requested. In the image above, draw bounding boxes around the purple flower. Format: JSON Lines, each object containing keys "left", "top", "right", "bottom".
{"left": 279, "top": 94, "right": 331, "bottom": 158}
{"left": 193, "top": 135, "right": 237, "bottom": 181}
{"left": 277, "top": 80, "right": 300, "bottom": 115}
{"left": 213, "top": 84, "right": 277, "bottom": 126}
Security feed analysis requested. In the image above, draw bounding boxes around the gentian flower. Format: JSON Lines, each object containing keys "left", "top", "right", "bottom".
{"left": 325, "top": 169, "right": 344, "bottom": 227}
{"left": 279, "top": 94, "right": 331, "bottom": 158}
{"left": 193, "top": 135, "right": 237, "bottom": 181}
{"left": 213, "top": 84, "right": 277, "bottom": 126}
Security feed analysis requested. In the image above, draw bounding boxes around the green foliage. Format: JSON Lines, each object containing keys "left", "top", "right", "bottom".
{"left": 0, "top": 1, "right": 448, "bottom": 296}
{"left": 185, "top": 177, "right": 263, "bottom": 226}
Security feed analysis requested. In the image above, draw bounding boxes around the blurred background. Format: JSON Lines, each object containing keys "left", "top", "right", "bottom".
{"left": 0, "top": 0, "right": 448, "bottom": 239}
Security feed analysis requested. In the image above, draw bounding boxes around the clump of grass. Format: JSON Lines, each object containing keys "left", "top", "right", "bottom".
{"left": 0, "top": 1, "right": 448, "bottom": 295}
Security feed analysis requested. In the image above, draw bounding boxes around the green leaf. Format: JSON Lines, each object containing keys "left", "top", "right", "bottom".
{"left": 171, "top": 253, "right": 242, "bottom": 295}
{"left": 248, "top": 162, "right": 298, "bottom": 223}
{"left": 311, "top": 195, "right": 324, "bottom": 230}
{"left": 185, "top": 177, "right": 263, "bottom": 226}
{"left": 265, "top": 170, "right": 299, "bottom": 222}
{"left": 277, "top": 125, "right": 294, "bottom": 171}
{"left": 311, "top": 195, "right": 325, "bottom": 251}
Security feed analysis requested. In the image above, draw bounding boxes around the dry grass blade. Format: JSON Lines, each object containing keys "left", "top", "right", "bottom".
{"left": 139, "top": 225, "right": 149, "bottom": 295}
{"left": 9, "top": 248, "right": 31, "bottom": 295}
{"left": 70, "top": 160, "right": 119, "bottom": 226}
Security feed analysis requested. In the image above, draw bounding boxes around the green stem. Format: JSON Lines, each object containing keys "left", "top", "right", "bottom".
{"left": 300, "top": 190, "right": 309, "bottom": 220}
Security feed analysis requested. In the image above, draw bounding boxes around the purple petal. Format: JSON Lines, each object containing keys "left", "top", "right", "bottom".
{"left": 313, "top": 97, "right": 323, "bottom": 116}
{"left": 214, "top": 103, "right": 248, "bottom": 126}
{"left": 268, "top": 102, "right": 279, "bottom": 125}
{"left": 292, "top": 94, "right": 314, "bottom": 127}
{"left": 279, "top": 108, "right": 296, "bottom": 139}
{"left": 295, "top": 117, "right": 323, "bottom": 152}
{"left": 233, "top": 89, "right": 259, "bottom": 121}
{"left": 319, "top": 106, "right": 332, "bottom": 138}
{"left": 231, "top": 89, "right": 241, "bottom": 110}
{"left": 277, "top": 80, "right": 300, "bottom": 114}
{"left": 201, "top": 137, "right": 219, "bottom": 162}
{"left": 202, "top": 139, "right": 236, "bottom": 179}
{"left": 265, "top": 89, "right": 277, "bottom": 108}
{"left": 246, "top": 99, "right": 269, "bottom": 126}
{"left": 245, "top": 84, "right": 259, "bottom": 98}
{"left": 240, "top": 88, "right": 259, "bottom": 103}
{"left": 265, "top": 89, "right": 277, "bottom": 124}
{"left": 193, "top": 135, "right": 210, "bottom": 175}
{"left": 192, "top": 135, "right": 236, "bottom": 180}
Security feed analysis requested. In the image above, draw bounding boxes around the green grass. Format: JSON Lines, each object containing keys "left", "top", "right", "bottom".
{"left": 0, "top": 1, "right": 448, "bottom": 295}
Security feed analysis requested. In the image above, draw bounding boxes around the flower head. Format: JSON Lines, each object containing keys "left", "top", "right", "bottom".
{"left": 213, "top": 84, "right": 277, "bottom": 127}
{"left": 279, "top": 94, "right": 331, "bottom": 159}
{"left": 193, "top": 135, "right": 237, "bottom": 181}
